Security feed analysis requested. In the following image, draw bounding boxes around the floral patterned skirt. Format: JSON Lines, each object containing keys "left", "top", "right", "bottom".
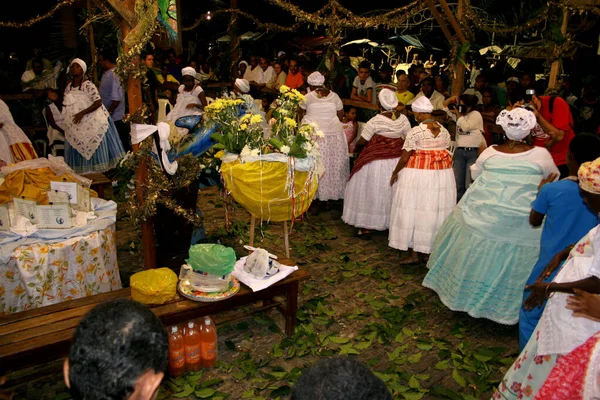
{"left": 492, "top": 328, "right": 558, "bottom": 399}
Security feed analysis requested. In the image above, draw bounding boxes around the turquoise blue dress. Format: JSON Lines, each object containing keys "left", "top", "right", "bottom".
{"left": 423, "top": 156, "right": 546, "bottom": 325}
{"left": 518, "top": 178, "right": 599, "bottom": 349}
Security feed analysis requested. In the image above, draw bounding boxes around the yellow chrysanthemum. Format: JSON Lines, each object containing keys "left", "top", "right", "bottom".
{"left": 284, "top": 118, "right": 297, "bottom": 128}
{"left": 250, "top": 115, "right": 263, "bottom": 124}
{"left": 279, "top": 85, "right": 290, "bottom": 93}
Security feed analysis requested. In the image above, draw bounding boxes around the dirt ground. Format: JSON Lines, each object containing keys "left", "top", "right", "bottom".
{"left": 9, "top": 186, "right": 519, "bottom": 400}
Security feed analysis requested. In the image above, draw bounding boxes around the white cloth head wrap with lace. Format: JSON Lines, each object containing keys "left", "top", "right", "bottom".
{"left": 307, "top": 71, "right": 325, "bottom": 87}
{"left": 411, "top": 96, "right": 433, "bottom": 113}
{"left": 235, "top": 79, "right": 250, "bottom": 93}
{"left": 496, "top": 107, "right": 537, "bottom": 140}
{"left": 181, "top": 67, "right": 197, "bottom": 78}
{"left": 378, "top": 89, "right": 398, "bottom": 111}
{"left": 70, "top": 58, "right": 87, "bottom": 75}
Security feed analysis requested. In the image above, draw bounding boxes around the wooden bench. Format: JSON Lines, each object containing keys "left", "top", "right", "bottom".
{"left": 0, "top": 267, "right": 309, "bottom": 373}
{"left": 86, "top": 172, "right": 112, "bottom": 199}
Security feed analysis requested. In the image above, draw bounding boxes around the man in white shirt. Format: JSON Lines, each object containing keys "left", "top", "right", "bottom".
{"left": 98, "top": 51, "right": 129, "bottom": 151}
{"left": 250, "top": 57, "right": 275, "bottom": 89}
{"left": 21, "top": 58, "right": 61, "bottom": 91}
{"left": 408, "top": 77, "right": 445, "bottom": 111}
{"left": 243, "top": 56, "right": 260, "bottom": 83}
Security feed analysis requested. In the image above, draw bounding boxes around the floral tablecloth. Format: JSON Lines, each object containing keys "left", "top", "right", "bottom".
{"left": 0, "top": 224, "right": 121, "bottom": 314}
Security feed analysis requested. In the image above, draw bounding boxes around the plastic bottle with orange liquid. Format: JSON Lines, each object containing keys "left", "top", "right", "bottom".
{"left": 184, "top": 320, "right": 202, "bottom": 371}
{"left": 200, "top": 316, "right": 218, "bottom": 368}
{"left": 168, "top": 325, "right": 185, "bottom": 377}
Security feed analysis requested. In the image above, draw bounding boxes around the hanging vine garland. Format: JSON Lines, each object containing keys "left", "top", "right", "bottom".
{"left": 0, "top": 0, "right": 79, "bottom": 28}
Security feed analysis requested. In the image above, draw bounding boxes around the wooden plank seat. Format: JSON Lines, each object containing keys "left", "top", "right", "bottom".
{"left": 0, "top": 267, "right": 309, "bottom": 373}
{"left": 86, "top": 172, "right": 112, "bottom": 199}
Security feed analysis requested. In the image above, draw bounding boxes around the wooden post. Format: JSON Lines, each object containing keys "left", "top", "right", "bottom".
{"left": 283, "top": 221, "right": 290, "bottom": 259}
{"left": 249, "top": 214, "right": 256, "bottom": 246}
{"left": 451, "top": 0, "right": 466, "bottom": 96}
{"left": 548, "top": 7, "right": 569, "bottom": 89}
{"left": 123, "top": 0, "right": 157, "bottom": 269}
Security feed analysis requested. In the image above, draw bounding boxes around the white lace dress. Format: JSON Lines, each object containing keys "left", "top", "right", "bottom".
{"left": 63, "top": 81, "right": 125, "bottom": 173}
{"left": 300, "top": 91, "right": 349, "bottom": 201}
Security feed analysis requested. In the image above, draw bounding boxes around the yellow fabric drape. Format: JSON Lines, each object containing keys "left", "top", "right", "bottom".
{"left": 0, "top": 167, "right": 96, "bottom": 205}
{"left": 221, "top": 160, "right": 318, "bottom": 222}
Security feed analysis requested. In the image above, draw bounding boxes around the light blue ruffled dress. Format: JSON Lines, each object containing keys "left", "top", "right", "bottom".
{"left": 422, "top": 156, "right": 546, "bottom": 325}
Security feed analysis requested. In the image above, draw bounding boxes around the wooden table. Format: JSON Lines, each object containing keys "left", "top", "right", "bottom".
{"left": 0, "top": 267, "right": 309, "bottom": 373}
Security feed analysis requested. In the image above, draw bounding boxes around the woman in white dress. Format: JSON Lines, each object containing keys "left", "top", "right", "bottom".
{"left": 0, "top": 99, "right": 37, "bottom": 166}
{"left": 342, "top": 89, "right": 411, "bottom": 237}
{"left": 163, "top": 66, "right": 207, "bottom": 124}
{"left": 62, "top": 58, "right": 124, "bottom": 174}
{"left": 299, "top": 72, "right": 349, "bottom": 201}
{"left": 388, "top": 96, "right": 456, "bottom": 264}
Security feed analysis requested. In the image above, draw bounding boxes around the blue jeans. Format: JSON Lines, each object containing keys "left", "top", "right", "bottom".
{"left": 453, "top": 147, "right": 478, "bottom": 201}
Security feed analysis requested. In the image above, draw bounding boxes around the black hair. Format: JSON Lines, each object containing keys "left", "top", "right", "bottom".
{"left": 68, "top": 299, "right": 168, "bottom": 400}
{"left": 508, "top": 86, "right": 526, "bottom": 105}
{"left": 569, "top": 133, "right": 600, "bottom": 165}
{"left": 395, "top": 70, "right": 407, "bottom": 78}
{"left": 343, "top": 105, "right": 357, "bottom": 113}
{"left": 482, "top": 86, "right": 498, "bottom": 104}
{"left": 459, "top": 94, "right": 479, "bottom": 111}
{"left": 141, "top": 52, "right": 154, "bottom": 61}
{"left": 291, "top": 357, "right": 392, "bottom": 400}
{"left": 31, "top": 58, "right": 44, "bottom": 67}
{"left": 380, "top": 64, "right": 393, "bottom": 73}
{"left": 358, "top": 60, "right": 371, "bottom": 71}
{"left": 99, "top": 50, "right": 117, "bottom": 64}
{"left": 421, "top": 76, "right": 435, "bottom": 86}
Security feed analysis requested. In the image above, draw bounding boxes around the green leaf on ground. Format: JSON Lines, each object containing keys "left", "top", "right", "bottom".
{"left": 195, "top": 388, "right": 216, "bottom": 398}
{"left": 452, "top": 369, "right": 467, "bottom": 387}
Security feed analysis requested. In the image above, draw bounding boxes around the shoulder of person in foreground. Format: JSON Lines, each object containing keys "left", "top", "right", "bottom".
{"left": 64, "top": 299, "right": 168, "bottom": 400}
{"left": 291, "top": 357, "right": 392, "bottom": 400}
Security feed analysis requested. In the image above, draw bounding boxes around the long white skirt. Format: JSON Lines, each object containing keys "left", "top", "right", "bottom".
{"left": 342, "top": 158, "right": 399, "bottom": 230}
{"left": 388, "top": 167, "right": 456, "bottom": 254}
{"left": 317, "top": 132, "right": 350, "bottom": 201}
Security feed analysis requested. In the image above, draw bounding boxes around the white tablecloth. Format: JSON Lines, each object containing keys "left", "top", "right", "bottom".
{"left": 0, "top": 224, "right": 121, "bottom": 314}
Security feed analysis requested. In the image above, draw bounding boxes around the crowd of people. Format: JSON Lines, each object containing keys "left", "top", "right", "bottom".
{"left": 3, "top": 44, "right": 600, "bottom": 398}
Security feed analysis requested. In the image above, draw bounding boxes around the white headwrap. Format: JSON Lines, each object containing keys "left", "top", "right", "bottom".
{"left": 235, "top": 78, "right": 250, "bottom": 94}
{"left": 70, "top": 58, "right": 87, "bottom": 75}
{"left": 411, "top": 96, "right": 433, "bottom": 113}
{"left": 181, "top": 67, "right": 197, "bottom": 77}
{"left": 378, "top": 89, "right": 398, "bottom": 111}
{"left": 277, "top": 51, "right": 286, "bottom": 58}
{"left": 307, "top": 71, "right": 325, "bottom": 87}
{"left": 239, "top": 60, "right": 249, "bottom": 68}
{"left": 496, "top": 108, "right": 537, "bottom": 140}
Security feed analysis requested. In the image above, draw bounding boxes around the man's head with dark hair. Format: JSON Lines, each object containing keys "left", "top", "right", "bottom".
{"left": 64, "top": 299, "right": 168, "bottom": 400}
{"left": 395, "top": 69, "right": 406, "bottom": 79}
{"left": 459, "top": 93, "right": 479, "bottom": 113}
{"left": 378, "top": 64, "right": 393, "bottom": 84}
{"left": 568, "top": 133, "right": 600, "bottom": 172}
{"left": 358, "top": 61, "right": 371, "bottom": 82}
{"left": 508, "top": 86, "right": 526, "bottom": 107}
{"left": 31, "top": 58, "right": 44, "bottom": 75}
{"left": 98, "top": 50, "right": 117, "bottom": 71}
{"left": 291, "top": 357, "right": 392, "bottom": 400}
{"left": 421, "top": 76, "right": 435, "bottom": 97}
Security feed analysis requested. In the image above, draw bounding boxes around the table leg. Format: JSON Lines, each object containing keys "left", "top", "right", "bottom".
{"left": 283, "top": 221, "right": 290, "bottom": 259}
{"left": 285, "top": 281, "right": 299, "bottom": 336}
{"left": 249, "top": 214, "right": 256, "bottom": 246}
{"left": 96, "top": 185, "right": 105, "bottom": 199}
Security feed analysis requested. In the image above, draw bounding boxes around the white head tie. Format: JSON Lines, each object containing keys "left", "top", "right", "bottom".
{"left": 496, "top": 107, "right": 537, "bottom": 140}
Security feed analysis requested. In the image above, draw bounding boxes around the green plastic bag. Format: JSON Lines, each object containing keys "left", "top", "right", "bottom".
{"left": 186, "top": 244, "right": 236, "bottom": 276}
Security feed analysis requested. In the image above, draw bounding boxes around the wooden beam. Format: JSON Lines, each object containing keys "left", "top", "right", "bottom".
{"left": 119, "top": 0, "right": 156, "bottom": 269}
{"left": 451, "top": 0, "right": 466, "bottom": 96}
{"left": 87, "top": 0, "right": 98, "bottom": 86}
{"left": 425, "top": 0, "right": 455, "bottom": 44}
{"left": 94, "top": 0, "right": 137, "bottom": 27}
{"left": 548, "top": 7, "right": 569, "bottom": 89}
{"left": 437, "top": 0, "right": 467, "bottom": 43}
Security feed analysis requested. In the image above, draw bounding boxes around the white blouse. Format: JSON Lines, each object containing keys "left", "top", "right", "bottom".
{"left": 470, "top": 146, "right": 559, "bottom": 180}
{"left": 403, "top": 123, "right": 451, "bottom": 151}
{"left": 360, "top": 114, "right": 411, "bottom": 141}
